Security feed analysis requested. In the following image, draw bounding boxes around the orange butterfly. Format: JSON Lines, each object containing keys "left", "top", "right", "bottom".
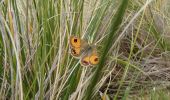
{"left": 69, "top": 36, "right": 99, "bottom": 66}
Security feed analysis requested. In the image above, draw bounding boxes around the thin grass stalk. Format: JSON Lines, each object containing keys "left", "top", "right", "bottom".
{"left": 26, "top": 0, "right": 32, "bottom": 65}
{"left": 115, "top": 5, "right": 146, "bottom": 99}
{"left": 63, "top": 0, "right": 85, "bottom": 99}
{"left": 84, "top": 0, "right": 110, "bottom": 39}
{"left": 0, "top": 10, "right": 23, "bottom": 100}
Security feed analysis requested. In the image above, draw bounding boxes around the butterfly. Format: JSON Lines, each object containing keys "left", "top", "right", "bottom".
{"left": 69, "top": 36, "right": 99, "bottom": 67}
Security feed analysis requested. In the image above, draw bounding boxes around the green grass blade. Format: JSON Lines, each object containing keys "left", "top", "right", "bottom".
{"left": 84, "top": 0, "right": 129, "bottom": 99}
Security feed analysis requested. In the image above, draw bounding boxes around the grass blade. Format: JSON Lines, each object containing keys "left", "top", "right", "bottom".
{"left": 84, "top": 0, "right": 129, "bottom": 99}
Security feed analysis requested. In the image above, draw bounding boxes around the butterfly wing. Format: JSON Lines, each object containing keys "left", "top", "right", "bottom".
{"left": 89, "top": 51, "right": 99, "bottom": 65}
{"left": 69, "top": 36, "right": 88, "bottom": 58}
{"left": 70, "top": 36, "right": 81, "bottom": 48}
{"left": 80, "top": 55, "right": 90, "bottom": 66}
{"left": 80, "top": 47, "right": 99, "bottom": 67}
{"left": 70, "top": 47, "right": 81, "bottom": 57}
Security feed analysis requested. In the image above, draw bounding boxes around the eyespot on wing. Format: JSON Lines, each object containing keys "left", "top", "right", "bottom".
{"left": 70, "top": 36, "right": 81, "bottom": 48}
{"left": 70, "top": 47, "right": 81, "bottom": 58}
{"left": 80, "top": 56, "right": 90, "bottom": 67}
{"left": 89, "top": 53, "right": 99, "bottom": 65}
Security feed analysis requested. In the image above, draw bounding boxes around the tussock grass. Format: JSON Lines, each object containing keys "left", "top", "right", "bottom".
{"left": 0, "top": 0, "right": 170, "bottom": 100}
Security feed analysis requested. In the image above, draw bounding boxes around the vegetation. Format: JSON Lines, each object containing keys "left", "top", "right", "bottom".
{"left": 0, "top": 0, "right": 170, "bottom": 99}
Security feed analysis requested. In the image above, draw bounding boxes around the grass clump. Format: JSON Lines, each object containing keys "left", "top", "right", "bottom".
{"left": 0, "top": 0, "right": 170, "bottom": 100}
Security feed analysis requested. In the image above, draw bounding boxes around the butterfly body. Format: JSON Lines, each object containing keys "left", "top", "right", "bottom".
{"left": 69, "top": 36, "right": 99, "bottom": 67}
